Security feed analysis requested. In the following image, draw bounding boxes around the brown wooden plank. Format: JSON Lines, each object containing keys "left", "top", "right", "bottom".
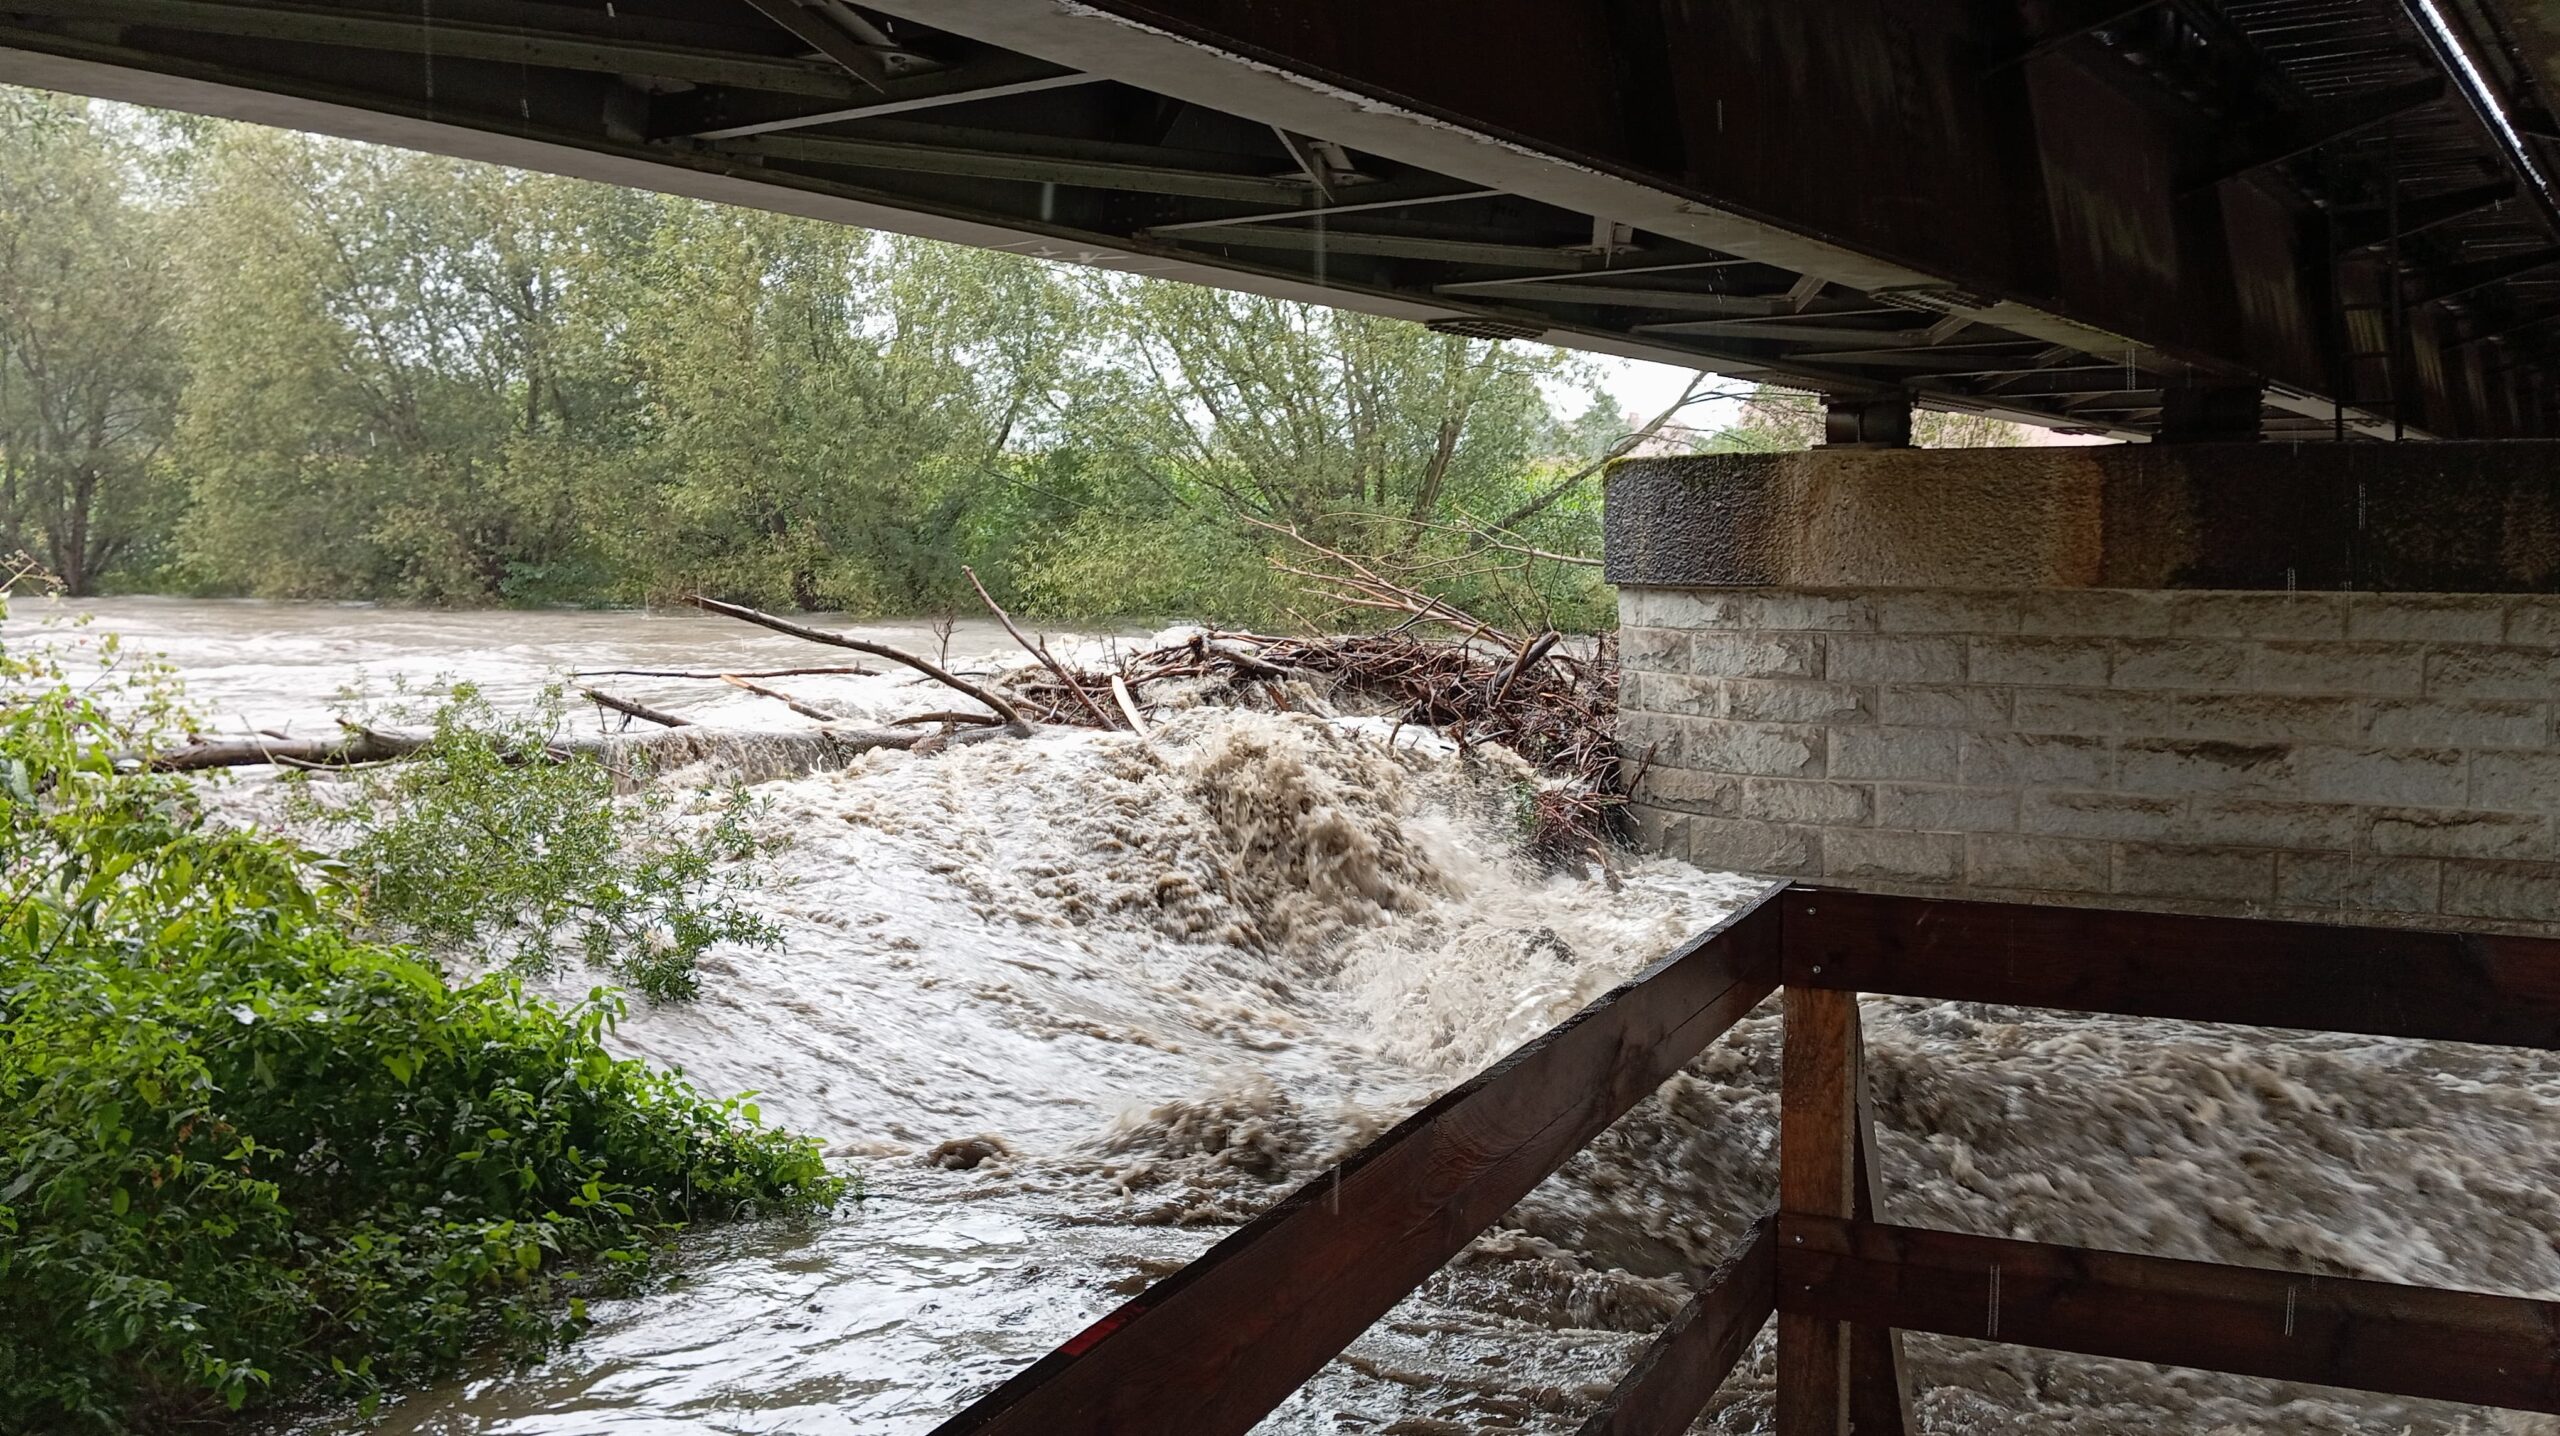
{"left": 1777, "top": 986, "right": 1859, "bottom": 1436}
{"left": 931, "top": 885, "right": 1788, "bottom": 1436}
{"left": 1846, "top": 1081, "right": 1915, "bottom": 1436}
{"left": 1779, "top": 1215, "right": 2560, "bottom": 1413}
{"left": 1575, "top": 1214, "right": 1777, "bottom": 1436}
{"left": 1783, "top": 887, "right": 2560, "bottom": 1049}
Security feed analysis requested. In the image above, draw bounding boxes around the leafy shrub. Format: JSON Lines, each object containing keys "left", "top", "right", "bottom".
{"left": 0, "top": 612, "right": 840, "bottom": 1432}
{"left": 287, "top": 684, "right": 778, "bottom": 1003}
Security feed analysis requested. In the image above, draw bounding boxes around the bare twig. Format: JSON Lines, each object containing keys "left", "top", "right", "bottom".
{"left": 686, "top": 594, "right": 1027, "bottom": 732}
{"left": 1475, "top": 370, "right": 1708, "bottom": 541}
{"left": 719, "top": 674, "right": 845, "bottom": 723}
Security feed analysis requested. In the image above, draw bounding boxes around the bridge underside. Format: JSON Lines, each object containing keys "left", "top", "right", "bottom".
{"left": 6, "top": 0, "right": 2560, "bottom": 440}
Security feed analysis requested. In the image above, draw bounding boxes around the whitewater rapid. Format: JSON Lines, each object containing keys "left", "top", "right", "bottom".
{"left": 30, "top": 599, "right": 2560, "bottom": 1435}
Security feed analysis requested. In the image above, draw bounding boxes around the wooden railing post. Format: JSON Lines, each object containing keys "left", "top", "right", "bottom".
{"left": 1778, "top": 986, "right": 1856, "bottom": 1435}
{"left": 1779, "top": 974, "right": 1912, "bottom": 1436}
{"left": 1848, "top": 1082, "right": 1917, "bottom": 1434}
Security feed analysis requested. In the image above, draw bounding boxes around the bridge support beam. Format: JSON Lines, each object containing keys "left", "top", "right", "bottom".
{"left": 1606, "top": 443, "right": 2560, "bottom": 936}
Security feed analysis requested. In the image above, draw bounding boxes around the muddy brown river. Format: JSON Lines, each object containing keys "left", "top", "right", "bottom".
{"left": 24, "top": 596, "right": 2560, "bottom": 1435}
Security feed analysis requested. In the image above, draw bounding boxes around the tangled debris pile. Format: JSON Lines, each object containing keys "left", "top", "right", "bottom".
{"left": 1000, "top": 627, "right": 1628, "bottom": 862}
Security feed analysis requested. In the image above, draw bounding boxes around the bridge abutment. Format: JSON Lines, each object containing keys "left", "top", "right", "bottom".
{"left": 1606, "top": 444, "right": 2560, "bottom": 935}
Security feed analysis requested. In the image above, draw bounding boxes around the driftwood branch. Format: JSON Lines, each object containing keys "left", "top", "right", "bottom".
{"left": 581, "top": 687, "right": 693, "bottom": 728}
{"left": 963, "top": 564, "right": 1119, "bottom": 730}
{"left": 572, "top": 665, "right": 877, "bottom": 680}
{"left": 686, "top": 594, "right": 1027, "bottom": 731}
{"left": 719, "top": 673, "right": 844, "bottom": 723}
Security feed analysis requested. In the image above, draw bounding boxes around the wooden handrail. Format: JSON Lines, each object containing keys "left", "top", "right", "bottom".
{"left": 1780, "top": 1214, "right": 2560, "bottom": 1412}
{"left": 1574, "top": 1214, "right": 1777, "bottom": 1436}
{"left": 931, "top": 883, "right": 1788, "bottom": 1436}
{"left": 1786, "top": 888, "right": 2560, "bottom": 1049}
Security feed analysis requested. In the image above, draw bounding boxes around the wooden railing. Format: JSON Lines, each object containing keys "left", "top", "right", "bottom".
{"left": 933, "top": 885, "right": 2560, "bottom": 1435}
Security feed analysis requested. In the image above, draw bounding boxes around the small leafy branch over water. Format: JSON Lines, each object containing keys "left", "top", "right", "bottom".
{"left": 287, "top": 684, "right": 778, "bottom": 1004}
{"left": 0, "top": 592, "right": 841, "bottom": 1432}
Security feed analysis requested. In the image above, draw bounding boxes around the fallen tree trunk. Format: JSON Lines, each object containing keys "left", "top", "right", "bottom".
{"left": 146, "top": 718, "right": 1020, "bottom": 784}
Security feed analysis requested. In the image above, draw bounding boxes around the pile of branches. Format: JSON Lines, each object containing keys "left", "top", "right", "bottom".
{"left": 976, "top": 536, "right": 1632, "bottom": 863}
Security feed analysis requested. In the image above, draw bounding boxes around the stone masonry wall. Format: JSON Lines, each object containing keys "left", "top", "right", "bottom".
{"left": 1621, "top": 586, "right": 2560, "bottom": 935}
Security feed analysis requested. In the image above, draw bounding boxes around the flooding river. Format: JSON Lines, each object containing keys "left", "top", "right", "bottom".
{"left": 24, "top": 597, "right": 2560, "bottom": 1435}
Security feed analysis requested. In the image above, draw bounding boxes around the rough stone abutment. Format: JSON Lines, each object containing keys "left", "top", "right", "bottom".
{"left": 1606, "top": 444, "right": 2560, "bottom": 936}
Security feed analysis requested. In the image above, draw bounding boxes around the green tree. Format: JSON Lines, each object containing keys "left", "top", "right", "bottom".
{"left": 0, "top": 93, "right": 183, "bottom": 594}
{"left": 174, "top": 131, "right": 643, "bottom": 601}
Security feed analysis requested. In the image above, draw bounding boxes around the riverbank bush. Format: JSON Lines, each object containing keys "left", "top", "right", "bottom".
{"left": 0, "top": 615, "right": 841, "bottom": 1431}
{"left": 287, "top": 685, "right": 778, "bottom": 1003}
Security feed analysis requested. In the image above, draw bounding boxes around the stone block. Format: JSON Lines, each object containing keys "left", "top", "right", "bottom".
{"left": 2367, "top": 699, "right": 2550, "bottom": 750}
{"left": 2018, "top": 589, "right": 2174, "bottom": 637}
{"left": 1616, "top": 710, "right": 1680, "bottom": 760}
{"left": 2367, "top": 808, "right": 2553, "bottom": 861}
{"left": 2012, "top": 686, "right": 2173, "bottom": 736}
{"left": 2441, "top": 861, "right": 2560, "bottom": 922}
{"left": 1627, "top": 805, "right": 1689, "bottom": 856}
{"left": 1636, "top": 671, "right": 1723, "bottom": 717}
{"left": 1824, "top": 828, "right": 1965, "bottom": 883}
{"left": 1868, "top": 590, "right": 2023, "bottom": 634}
{"left": 2185, "top": 797, "right": 2365, "bottom": 851}
{"left": 1876, "top": 684, "right": 2012, "bottom": 730}
{"left": 2427, "top": 647, "right": 2560, "bottom": 700}
{"left": 1616, "top": 588, "right": 1733, "bottom": 630}
{"left": 1740, "top": 777, "right": 1873, "bottom": 826}
{"left": 1969, "top": 637, "right": 2109, "bottom": 687}
{"left": 2019, "top": 789, "right": 2186, "bottom": 842}
{"left": 2254, "top": 642, "right": 2427, "bottom": 696}
{"left": 2167, "top": 592, "right": 2348, "bottom": 640}
{"left": 1690, "top": 631, "right": 1825, "bottom": 679}
{"left": 2293, "top": 746, "right": 2468, "bottom": 807}
{"left": 2345, "top": 594, "right": 2513, "bottom": 644}
{"left": 1960, "top": 732, "right": 2114, "bottom": 787}
{"left": 1619, "top": 626, "right": 1689, "bottom": 672}
{"left": 1684, "top": 815, "right": 1822, "bottom": 877}
{"left": 2507, "top": 597, "right": 2560, "bottom": 648}
{"left": 2115, "top": 739, "right": 2297, "bottom": 797}
{"left": 1825, "top": 634, "right": 1968, "bottom": 684}
{"left": 1830, "top": 726, "right": 1964, "bottom": 782}
{"left": 2474, "top": 751, "right": 2560, "bottom": 812}
{"left": 2111, "top": 639, "right": 2252, "bottom": 691}
{"left": 2275, "top": 853, "right": 2442, "bottom": 914}
{"left": 1641, "top": 767, "right": 1742, "bottom": 814}
{"left": 1876, "top": 783, "right": 2016, "bottom": 832}
{"left": 1676, "top": 718, "right": 1824, "bottom": 778}
{"left": 1966, "top": 833, "right": 2110, "bottom": 892}
{"left": 1720, "top": 678, "right": 1871, "bottom": 725}
{"left": 2113, "top": 844, "right": 2277, "bottom": 902}
{"left": 1721, "top": 591, "right": 1874, "bottom": 632}
{"left": 2164, "top": 693, "right": 2362, "bottom": 743}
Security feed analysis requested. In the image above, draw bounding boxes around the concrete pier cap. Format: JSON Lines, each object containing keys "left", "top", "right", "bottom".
{"left": 1605, "top": 443, "right": 2560, "bottom": 936}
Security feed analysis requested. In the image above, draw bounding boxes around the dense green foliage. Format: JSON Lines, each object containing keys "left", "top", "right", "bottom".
{"left": 0, "top": 605, "right": 840, "bottom": 1431}
{"left": 288, "top": 686, "right": 778, "bottom": 1003}
{"left": 0, "top": 90, "right": 1637, "bottom": 631}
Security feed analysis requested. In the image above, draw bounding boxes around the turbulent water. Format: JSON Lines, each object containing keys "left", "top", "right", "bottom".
{"left": 29, "top": 597, "right": 2560, "bottom": 1435}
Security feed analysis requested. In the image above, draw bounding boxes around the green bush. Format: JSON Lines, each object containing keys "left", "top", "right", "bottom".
{"left": 0, "top": 614, "right": 840, "bottom": 1432}
{"left": 287, "top": 684, "right": 778, "bottom": 1004}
